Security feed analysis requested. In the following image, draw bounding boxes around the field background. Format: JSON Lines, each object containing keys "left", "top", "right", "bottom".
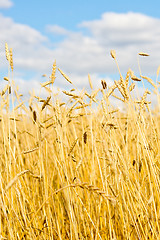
{"left": 0, "top": 46, "right": 160, "bottom": 239}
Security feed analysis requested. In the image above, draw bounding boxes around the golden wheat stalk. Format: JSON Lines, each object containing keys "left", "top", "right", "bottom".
{"left": 5, "top": 170, "right": 30, "bottom": 191}
{"left": 68, "top": 138, "right": 78, "bottom": 156}
{"left": 135, "top": 100, "right": 151, "bottom": 105}
{"left": 58, "top": 68, "right": 73, "bottom": 84}
{"left": 50, "top": 60, "right": 56, "bottom": 83}
{"left": 8, "top": 86, "right": 11, "bottom": 94}
{"left": 106, "top": 122, "right": 118, "bottom": 129}
{"left": 69, "top": 113, "right": 90, "bottom": 118}
{"left": 110, "top": 50, "right": 116, "bottom": 59}
{"left": 9, "top": 117, "right": 20, "bottom": 121}
{"left": 101, "top": 80, "right": 107, "bottom": 89}
{"left": 1, "top": 85, "right": 10, "bottom": 96}
{"left": 138, "top": 52, "right": 149, "bottom": 56}
{"left": 66, "top": 99, "right": 79, "bottom": 115}
{"left": 42, "top": 116, "right": 53, "bottom": 123}
{"left": 73, "top": 182, "right": 116, "bottom": 201}
{"left": 131, "top": 75, "right": 141, "bottom": 82}
{"left": 9, "top": 48, "right": 13, "bottom": 71}
{"left": 5, "top": 43, "right": 10, "bottom": 62}
{"left": 44, "top": 86, "right": 52, "bottom": 93}
{"left": 83, "top": 131, "right": 87, "bottom": 144}
{"left": 41, "top": 96, "right": 51, "bottom": 111}
{"left": 55, "top": 99, "right": 61, "bottom": 116}
{"left": 33, "top": 110, "right": 37, "bottom": 123}
{"left": 14, "top": 101, "right": 25, "bottom": 111}
{"left": 41, "top": 80, "right": 54, "bottom": 88}
{"left": 106, "top": 84, "right": 117, "bottom": 98}
{"left": 85, "top": 91, "right": 91, "bottom": 98}
{"left": 85, "top": 91, "right": 97, "bottom": 103}
{"left": 120, "top": 76, "right": 129, "bottom": 100}
{"left": 88, "top": 74, "right": 93, "bottom": 89}
{"left": 141, "top": 75, "right": 156, "bottom": 88}
{"left": 101, "top": 99, "right": 107, "bottom": 116}
{"left": 140, "top": 89, "right": 151, "bottom": 110}
{"left": 62, "top": 90, "right": 80, "bottom": 98}
{"left": 91, "top": 88, "right": 100, "bottom": 98}
{"left": 21, "top": 147, "right": 39, "bottom": 155}
{"left": 114, "top": 80, "right": 126, "bottom": 99}
{"left": 74, "top": 103, "right": 90, "bottom": 110}
{"left": 45, "top": 123, "right": 54, "bottom": 129}
{"left": 111, "top": 92, "right": 125, "bottom": 102}
{"left": 109, "top": 109, "right": 119, "bottom": 114}
{"left": 157, "top": 66, "right": 160, "bottom": 78}
{"left": 129, "top": 82, "right": 135, "bottom": 92}
{"left": 3, "top": 77, "right": 9, "bottom": 82}
{"left": 125, "top": 68, "right": 132, "bottom": 87}
{"left": 42, "top": 74, "right": 47, "bottom": 77}
{"left": 110, "top": 49, "right": 124, "bottom": 81}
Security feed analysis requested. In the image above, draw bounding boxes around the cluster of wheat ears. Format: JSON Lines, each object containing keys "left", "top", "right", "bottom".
{"left": 0, "top": 43, "right": 160, "bottom": 239}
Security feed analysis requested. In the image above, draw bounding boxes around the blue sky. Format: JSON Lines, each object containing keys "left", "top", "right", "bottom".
{"left": 1, "top": 0, "right": 160, "bottom": 99}
{"left": 2, "top": 0, "right": 160, "bottom": 31}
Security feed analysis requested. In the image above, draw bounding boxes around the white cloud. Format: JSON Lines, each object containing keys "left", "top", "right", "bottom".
{"left": 80, "top": 12, "right": 159, "bottom": 46}
{"left": 78, "top": 12, "right": 160, "bottom": 74}
{"left": 0, "top": 13, "right": 52, "bottom": 72}
{"left": 46, "top": 25, "right": 70, "bottom": 36}
{"left": 45, "top": 12, "right": 160, "bottom": 78}
{"left": 1, "top": 11, "right": 160, "bottom": 98}
{"left": 0, "top": 0, "right": 13, "bottom": 8}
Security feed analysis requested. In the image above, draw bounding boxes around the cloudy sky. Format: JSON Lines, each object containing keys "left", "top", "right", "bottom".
{"left": 0, "top": 0, "right": 160, "bottom": 96}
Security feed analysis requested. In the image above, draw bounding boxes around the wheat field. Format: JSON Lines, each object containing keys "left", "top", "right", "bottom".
{"left": 1, "top": 44, "right": 160, "bottom": 239}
